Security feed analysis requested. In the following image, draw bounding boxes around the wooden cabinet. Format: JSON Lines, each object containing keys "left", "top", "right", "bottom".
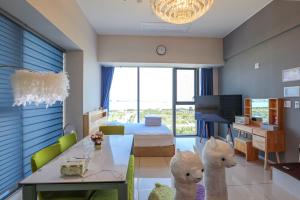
{"left": 252, "top": 135, "right": 265, "bottom": 150}
{"left": 233, "top": 98, "right": 285, "bottom": 170}
{"left": 233, "top": 123, "right": 253, "bottom": 133}
{"left": 234, "top": 137, "right": 258, "bottom": 161}
{"left": 233, "top": 123, "right": 285, "bottom": 169}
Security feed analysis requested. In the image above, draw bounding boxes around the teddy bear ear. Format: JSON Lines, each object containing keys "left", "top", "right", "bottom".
{"left": 209, "top": 137, "right": 217, "bottom": 149}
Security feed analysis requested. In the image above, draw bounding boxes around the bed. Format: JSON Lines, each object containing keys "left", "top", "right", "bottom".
{"left": 124, "top": 123, "right": 175, "bottom": 157}
{"left": 83, "top": 110, "right": 175, "bottom": 157}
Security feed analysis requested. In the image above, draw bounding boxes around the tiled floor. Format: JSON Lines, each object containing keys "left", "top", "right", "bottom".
{"left": 135, "top": 137, "right": 300, "bottom": 200}
{"left": 7, "top": 137, "right": 299, "bottom": 200}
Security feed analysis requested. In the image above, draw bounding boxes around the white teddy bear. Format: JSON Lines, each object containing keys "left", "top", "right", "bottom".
{"left": 202, "top": 137, "right": 236, "bottom": 200}
{"left": 170, "top": 147, "right": 204, "bottom": 200}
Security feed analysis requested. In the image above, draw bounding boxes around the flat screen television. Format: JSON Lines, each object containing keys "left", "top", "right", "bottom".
{"left": 251, "top": 99, "right": 269, "bottom": 123}
{"left": 195, "top": 95, "right": 242, "bottom": 123}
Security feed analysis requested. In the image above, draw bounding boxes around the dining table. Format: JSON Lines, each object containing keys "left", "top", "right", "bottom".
{"left": 20, "top": 134, "right": 134, "bottom": 200}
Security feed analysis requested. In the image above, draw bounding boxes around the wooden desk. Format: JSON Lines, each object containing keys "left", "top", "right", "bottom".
{"left": 20, "top": 135, "right": 133, "bottom": 200}
{"left": 233, "top": 123, "right": 285, "bottom": 169}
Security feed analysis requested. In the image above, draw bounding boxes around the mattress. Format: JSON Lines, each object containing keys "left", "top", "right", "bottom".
{"left": 124, "top": 123, "right": 174, "bottom": 147}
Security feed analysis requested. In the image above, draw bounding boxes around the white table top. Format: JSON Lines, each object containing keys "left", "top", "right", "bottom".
{"left": 21, "top": 135, "right": 133, "bottom": 184}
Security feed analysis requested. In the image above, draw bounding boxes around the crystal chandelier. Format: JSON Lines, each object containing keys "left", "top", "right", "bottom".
{"left": 151, "top": 0, "right": 214, "bottom": 24}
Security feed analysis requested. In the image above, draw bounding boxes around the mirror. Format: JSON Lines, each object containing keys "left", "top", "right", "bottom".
{"left": 251, "top": 99, "right": 269, "bottom": 123}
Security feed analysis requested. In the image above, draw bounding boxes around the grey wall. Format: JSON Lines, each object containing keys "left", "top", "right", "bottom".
{"left": 220, "top": 0, "right": 300, "bottom": 162}
{"left": 224, "top": 0, "right": 300, "bottom": 60}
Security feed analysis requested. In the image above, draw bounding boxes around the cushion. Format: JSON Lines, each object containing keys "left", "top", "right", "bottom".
{"left": 148, "top": 183, "right": 174, "bottom": 200}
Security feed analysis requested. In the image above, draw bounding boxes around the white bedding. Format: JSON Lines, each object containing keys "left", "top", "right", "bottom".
{"left": 123, "top": 123, "right": 174, "bottom": 147}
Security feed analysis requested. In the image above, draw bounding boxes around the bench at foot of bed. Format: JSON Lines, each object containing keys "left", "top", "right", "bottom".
{"left": 134, "top": 145, "right": 175, "bottom": 157}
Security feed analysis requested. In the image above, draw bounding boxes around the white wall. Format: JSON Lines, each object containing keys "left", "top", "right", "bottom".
{"left": 98, "top": 35, "right": 224, "bottom": 66}
{"left": 65, "top": 51, "right": 84, "bottom": 138}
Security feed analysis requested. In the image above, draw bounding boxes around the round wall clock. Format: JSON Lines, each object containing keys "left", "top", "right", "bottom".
{"left": 156, "top": 45, "right": 167, "bottom": 56}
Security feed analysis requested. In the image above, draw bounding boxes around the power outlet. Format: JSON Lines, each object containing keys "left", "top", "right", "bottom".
{"left": 254, "top": 63, "right": 260, "bottom": 69}
{"left": 284, "top": 100, "right": 292, "bottom": 108}
{"left": 295, "top": 101, "right": 300, "bottom": 109}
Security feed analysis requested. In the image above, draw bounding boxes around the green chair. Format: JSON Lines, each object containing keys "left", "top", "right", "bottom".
{"left": 31, "top": 143, "right": 92, "bottom": 200}
{"left": 31, "top": 143, "right": 61, "bottom": 173}
{"left": 58, "top": 132, "right": 77, "bottom": 152}
{"left": 99, "top": 125, "right": 125, "bottom": 135}
{"left": 90, "top": 155, "right": 135, "bottom": 200}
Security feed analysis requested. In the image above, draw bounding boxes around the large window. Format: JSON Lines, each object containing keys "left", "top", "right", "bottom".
{"left": 109, "top": 68, "right": 138, "bottom": 123}
{"left": 176, "top": 69, "right": 195, "bottom": 102}
{"left": 139, "top": 68, "right": 173, "bottom": 129}
{"left": 174, "top": 69, "right": 197, "bottom": 136}
{"left": 109, "top": 67, "right": 199, "bottom": 135}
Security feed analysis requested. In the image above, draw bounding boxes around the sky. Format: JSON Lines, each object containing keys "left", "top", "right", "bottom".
{"left": 109, "top": 67, "right": 195, "bottom": 109}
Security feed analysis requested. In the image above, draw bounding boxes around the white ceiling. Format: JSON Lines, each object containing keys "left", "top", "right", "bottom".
{"left": 76, "top": 0, "right": 273, "bottom": 38}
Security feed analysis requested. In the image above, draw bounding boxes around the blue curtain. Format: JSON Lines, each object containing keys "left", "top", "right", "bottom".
{"left": 201, "top": 68, "right": 213, "bottom": 96}
{"left": 101, "top": 66, "right": 115, "bottom": 110}
{"left": 200, "top": 68, "right": 214, "bottom": 138}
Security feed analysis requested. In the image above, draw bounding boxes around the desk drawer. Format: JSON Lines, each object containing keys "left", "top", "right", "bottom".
{"left": 233, "top": 123, "right": 253, "bottom": 133}
{"left": 234, "top": 138, "right": 246, "bottom": 153}
{"left": 253, "top": 135, "right": 266, "bottom": 151}
{"left": 252, "top": 128, "right": 267, "bottom": 137}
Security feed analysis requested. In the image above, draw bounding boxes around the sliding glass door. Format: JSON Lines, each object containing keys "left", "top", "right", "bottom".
{"left": 173, "top": 69, "right": 198, "bottom": 136}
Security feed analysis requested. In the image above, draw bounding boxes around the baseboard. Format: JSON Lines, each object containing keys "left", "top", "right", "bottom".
{"left": 273, "top": 167, "right": 300, "bottom": 198}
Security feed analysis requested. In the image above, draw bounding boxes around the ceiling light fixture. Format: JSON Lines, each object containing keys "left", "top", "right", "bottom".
{"left": 151, "top": 0, "right": 214, "bottom": 24}
{"left": 10, "top": 69, "right": 69, "bottom": 107}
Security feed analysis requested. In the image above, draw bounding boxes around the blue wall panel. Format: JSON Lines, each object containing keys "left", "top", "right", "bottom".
{"left": 22, "top": 30, "right": 63, "bottom": 177}
{"left": 0, "top": 15, "right": 23, "bottom": 199}
{"left": 0, "top": 15, "right": 63, "bottom": 199}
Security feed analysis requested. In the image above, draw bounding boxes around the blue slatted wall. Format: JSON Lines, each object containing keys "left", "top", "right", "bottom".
{"left": 22, "top": 31, "right": 63, "bottom": 177}
{"left": 0, "top": 15, "right": 23, "bottom": 199}
{"left": 0, "top": 15, "right": 64, "bottom": 199}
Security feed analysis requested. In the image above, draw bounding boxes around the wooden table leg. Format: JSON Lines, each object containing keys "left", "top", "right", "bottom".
{"left": 118, "top": 183, "right": 128, "bottom": 200}
{"left": 23, "top": 185, "right": 36, "bottom": 200}
{"left": 276, "top": 152, "right": 281, "bottom": 163}
{"left": 264, "top": 151, "right": 268, "bottom": 170}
